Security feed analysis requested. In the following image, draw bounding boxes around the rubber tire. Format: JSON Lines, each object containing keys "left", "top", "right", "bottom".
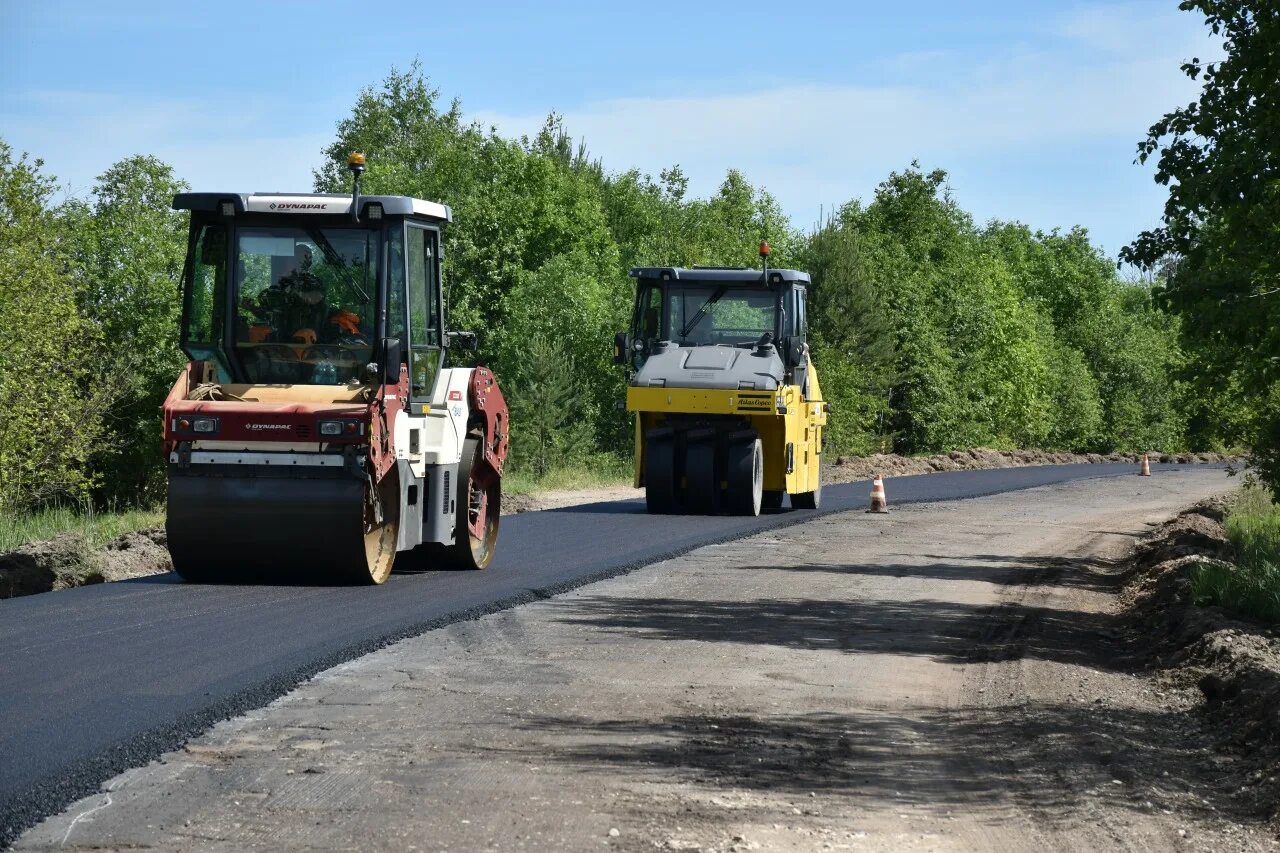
{"left": 645, "top": 435, "right": 677, "bottom": 514}
{"left": 684, "top": 439, "right": 718, "bottom": 515}
{"left": 438, "top": 436, "right": 500, "bottom": 569}
{"left": 792, "top": 458, "right": 823, "bottom": 510}
{"left": 726, "top": 437, "right": 764, "bottom": 517}
{"left": 762, "top": 490, "right": 786, "bottom": 510}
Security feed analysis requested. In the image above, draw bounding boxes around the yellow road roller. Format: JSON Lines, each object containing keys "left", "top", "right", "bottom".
{"left": 615, "top": 243, "right": 828, "bottom": 515}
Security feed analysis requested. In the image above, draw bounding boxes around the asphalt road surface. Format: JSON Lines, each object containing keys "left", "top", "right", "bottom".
{"left": 0, "top": 462, "right": 1211, "bottom": 845}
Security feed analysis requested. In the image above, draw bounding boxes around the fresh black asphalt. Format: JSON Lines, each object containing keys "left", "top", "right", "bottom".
{"left": 0, "top": 462, "right": 1206, "bottom": 845}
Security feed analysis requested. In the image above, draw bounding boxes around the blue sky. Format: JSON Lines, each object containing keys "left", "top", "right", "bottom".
{"left": 1, "top": 0, "right": 1216, "bottom": 258}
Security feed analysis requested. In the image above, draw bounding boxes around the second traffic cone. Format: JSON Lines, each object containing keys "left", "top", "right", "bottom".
{"left": 868, "top": 474, "right": 889, "bottom": 513}
{"left": 1139, "top": 453, "right": 1151, "bottom": 477}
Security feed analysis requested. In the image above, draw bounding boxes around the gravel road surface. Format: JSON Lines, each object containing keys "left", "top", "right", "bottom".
{"left": 16, "top": 466, "right": 1274, "bottom": 851}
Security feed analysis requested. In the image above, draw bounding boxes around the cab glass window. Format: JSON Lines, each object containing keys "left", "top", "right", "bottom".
{"left": 666, "top": 284, "right": 776, "bottom": 347}
{"left": 184, "top": 223, "right": 227, "bottom": 346}
{"left": 231, "top": 225, "right": 378, "bottom": 385}
{"left": 181, "top": 223, "right": 232, "bottom": 380}
{"left": 406, "top": 226, "right": 442, "bottom": 401}
{"left": 386, "top": 225, "right": 406, "bottom": 343}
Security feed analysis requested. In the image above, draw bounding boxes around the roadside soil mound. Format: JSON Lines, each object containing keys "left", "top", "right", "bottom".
{"left": 825, "top": 447, "right": 1242, "bottom": 483}
{"left": 0, "top": 528, "right": 172, "bottom": 600}
{"left": 1121, "top": 498, "right": 1280, "bottom": 827}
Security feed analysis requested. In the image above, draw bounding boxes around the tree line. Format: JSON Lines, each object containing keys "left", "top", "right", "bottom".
{"left": 4, "top": 6, "right": 1268, "bottom": 515}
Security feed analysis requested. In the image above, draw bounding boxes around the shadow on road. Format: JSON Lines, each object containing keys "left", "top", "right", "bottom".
{"left": 779, "top": 551, "right": 1129, "bottom": 594}
{"left": 531, "top": 539, "right": 1272, "bottom": 828}
{"left": 550, "top": 582, "right": 1128, "bottom": 670}
{"left": 501, "top": 702, "right": 1258, "bottom": 825}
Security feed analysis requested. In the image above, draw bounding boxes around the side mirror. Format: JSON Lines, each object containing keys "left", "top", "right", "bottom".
{"left": 381, "top": 337, "right": 402, "bottom": 384}
{"left": 787, "top": 335, "right": 807, "bottom": 367}
{"left": 613, "top": 331, "right": 630, "bottom": 365}
{"left": 446, "top": 330, "right": 479, "bottom": 351}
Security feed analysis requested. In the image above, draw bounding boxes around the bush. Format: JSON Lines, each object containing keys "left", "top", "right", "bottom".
{"left": 1192, "top": 485, "right": 1280, "bottom": 623}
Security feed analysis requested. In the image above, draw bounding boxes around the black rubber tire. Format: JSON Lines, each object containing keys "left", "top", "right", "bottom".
{"left": 792, "top": 458, "right": 823, "bottom": 510}
{"left": 645, "top": 434, "right": 677, "bottom": 514}
{"left": 437, "top": 436, "right": 500, "bottom": 569}
{"left": 726, "top": 437, "right": 763, "bottom": 517}
{"left": 684, "top": 439, "right": 718, "bottom": 515}
{"left": 762, "top": 490, "right": 786, "bottom": 510}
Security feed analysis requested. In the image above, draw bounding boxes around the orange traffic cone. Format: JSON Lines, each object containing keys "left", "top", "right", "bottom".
{"left": 868, "top": 474, "right": 889, "bottom": 513}
{"left": 1139, "top": 453, "right": 1151, "bottom": 477}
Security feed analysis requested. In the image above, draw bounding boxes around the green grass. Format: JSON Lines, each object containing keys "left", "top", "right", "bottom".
{"left": 0, "top": 504, "right": 164, "bottom": 554}
{"left": 504, "top": 453, "right": 633, "bottom": 496}
{"left": 1192, "top": 484, "right": 1280, "bottom": 623}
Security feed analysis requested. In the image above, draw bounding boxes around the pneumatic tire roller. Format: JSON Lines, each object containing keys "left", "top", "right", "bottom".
{"left": 615, "top": 247, "right": 828, "bottom": 516}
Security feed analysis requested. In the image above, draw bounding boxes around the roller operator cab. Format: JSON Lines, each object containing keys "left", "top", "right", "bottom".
{"left": 163, "top": 156, "right": 509, "bottom": 584}
{"left": 615, "top": 247, "right": 828, "bottom": 516}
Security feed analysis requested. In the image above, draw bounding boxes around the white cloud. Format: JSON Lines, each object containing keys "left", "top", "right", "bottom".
{"left": 471, "top": 3, "right": 1219, "bottom": 252}
{"left": 0, "top": 91, "right": 330, "bottom": 201}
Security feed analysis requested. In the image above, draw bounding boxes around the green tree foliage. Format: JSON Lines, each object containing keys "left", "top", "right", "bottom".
{"left": 62, "top": 157, "right": 190, "bottom": 502}
{"left": 806, "top": 166, "right": 1183, "bottom": 455}
{"left": 0, "top": 141, "right": 107, "bottom": 512}
{"left": 505, "top": 335, "right": 592, "bottom": 477}
{"left": 1122, "top": 0, "right": 1279, "bottom": 486}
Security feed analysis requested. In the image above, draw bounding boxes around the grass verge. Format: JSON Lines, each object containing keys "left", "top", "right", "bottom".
{"left": 0, "top": 504, "right": 164, "bottom": 554}
{"left": 1192, "top": 484, "right": 1280, "bottom": 623}
{"left": 504, "top": 453, "right": 632, "bottom": 496}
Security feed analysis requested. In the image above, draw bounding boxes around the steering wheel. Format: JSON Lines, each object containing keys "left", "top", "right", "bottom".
{"left": 301, "top": 345, "right": 356, "bottom": 364}
{"left": 248, "top": 343, "right": 300, "bottom": 361}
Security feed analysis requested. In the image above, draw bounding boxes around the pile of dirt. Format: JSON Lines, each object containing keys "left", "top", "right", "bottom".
{"left": 824, "top": 448, "right": 1241, "bottom": 483}
{"left": 98, "top": 528, "right": 173, "bottom": 580}
{"left": 1121, "top": 497, "right": 1280, "bottom": 825}
{"left": 0, "top": 528, "right": 172, "bottom": 600}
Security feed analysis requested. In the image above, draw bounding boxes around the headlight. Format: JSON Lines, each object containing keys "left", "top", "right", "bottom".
{"left": 319, "top": 420, "right": 362, "bottom": 437}
{"left": 173, "top": 416, "right": 218, "bottom": 434}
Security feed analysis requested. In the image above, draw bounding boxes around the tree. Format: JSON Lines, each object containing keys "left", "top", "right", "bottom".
{"left": 802, "top": 206, "right": 900, "bottom": 454}
{"left": 505, "top": 335, "right": 592, "bottom": 477}
{"left": 62, "top": 156, "right": 190, "bottom": 502}
{"left": 0, "top": 141, "right": 108, "bottom": 512}
{"left": 1122, "top": 0, "right": 1280, "bottom": 483}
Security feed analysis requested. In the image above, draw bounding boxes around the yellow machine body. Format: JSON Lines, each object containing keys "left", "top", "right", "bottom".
{"left": 627, "top": 369, "right": 827, "bottom": 494}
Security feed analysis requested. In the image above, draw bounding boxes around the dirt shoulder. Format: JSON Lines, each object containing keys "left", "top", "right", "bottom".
{"left": 824, "top": 447, "right": 1242, "bottom": 483}
{"left": 20, "top": 467, "right": 1278, "bottom": 851}
{"left": 1120, "top": 497, "right": 1280, "bottom": 828}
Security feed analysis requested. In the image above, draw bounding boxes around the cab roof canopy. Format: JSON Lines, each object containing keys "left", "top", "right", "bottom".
{"left": 629, "top": 266, "right": 810, "bottom": 285}
{"left": 172, "top": 192, "right": 452, "bottom": 223}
